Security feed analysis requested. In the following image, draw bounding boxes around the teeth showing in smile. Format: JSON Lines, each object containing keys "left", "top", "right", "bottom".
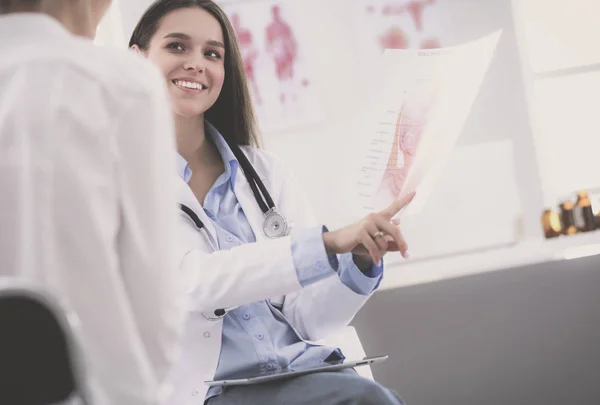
{"left": 174, "top": 80, "right": 204, "bottom": 90}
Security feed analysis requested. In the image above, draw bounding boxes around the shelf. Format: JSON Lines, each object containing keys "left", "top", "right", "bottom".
{"left": 380, "top": 231, "right": 600, "bottom": 291}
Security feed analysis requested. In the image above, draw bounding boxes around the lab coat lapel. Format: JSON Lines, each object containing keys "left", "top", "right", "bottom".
{"left": 177, "top": 176, "right": 217, "bottom": 243}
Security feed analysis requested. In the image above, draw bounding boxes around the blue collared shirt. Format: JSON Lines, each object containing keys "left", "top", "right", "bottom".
{"left": 178, "top": 122, "right": 383, "bottom": 400}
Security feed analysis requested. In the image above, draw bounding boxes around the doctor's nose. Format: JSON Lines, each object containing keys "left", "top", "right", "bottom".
{"left": 183, "top": 57, "right": 205, "bottom": 73}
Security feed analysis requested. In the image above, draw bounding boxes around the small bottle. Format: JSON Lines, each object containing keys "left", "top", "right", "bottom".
{"left": 560, "top": 201, "right": 578, "bottom": 236}
{"left": 575, "top": 191, "right": 596, "bottom": 232}
{"left": 541, "top": 209, "right": 562, "bottom": 238}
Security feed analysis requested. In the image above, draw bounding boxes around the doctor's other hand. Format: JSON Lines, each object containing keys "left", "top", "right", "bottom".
{"left": 322, "top": 192, "right": 415, "bottom": 265}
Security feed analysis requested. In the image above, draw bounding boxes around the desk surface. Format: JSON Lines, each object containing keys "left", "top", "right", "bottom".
{"left": 380, "top": 231, "right": 600, "bottom": 290}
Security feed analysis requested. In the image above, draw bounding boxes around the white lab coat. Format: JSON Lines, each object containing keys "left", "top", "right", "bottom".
{"left": 167, "top": 146, "right": 374, "bottom": 404}
{"left": 0, "top": 14, "right": 183, "bottom": 405}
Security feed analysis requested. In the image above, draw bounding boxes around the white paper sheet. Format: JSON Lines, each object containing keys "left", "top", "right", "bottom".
{"left": 356, "top": 30, "right": 502, "bottom": 217}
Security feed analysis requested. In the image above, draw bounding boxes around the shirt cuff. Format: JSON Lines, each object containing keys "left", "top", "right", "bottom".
{"left": 291, "top": 226, "right": 337, "bottom": 287}
{"left": 337, "top": 253, "right": 383, "bottom": 295}
{"left": 354, "top": 255, "right": 383, "bottom": 278}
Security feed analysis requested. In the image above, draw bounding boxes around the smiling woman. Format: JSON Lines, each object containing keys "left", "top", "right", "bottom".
{"left": 126, "top": 1, "right": 412, "bottom": 405}
{"left": 129, "top": 0, "right": 258, "bottom": 147}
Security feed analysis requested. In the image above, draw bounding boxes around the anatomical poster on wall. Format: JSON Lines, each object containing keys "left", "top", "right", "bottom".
{"left": 352, "top": 0, "right": 444, "bottom": 57}
{"left": 218, "top": 0, "right": 325, "bottom": 134}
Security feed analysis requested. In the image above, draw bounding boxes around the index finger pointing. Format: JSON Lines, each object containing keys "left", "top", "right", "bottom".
{"left": 379, "top": 191, "right": 416, "bottom": 219}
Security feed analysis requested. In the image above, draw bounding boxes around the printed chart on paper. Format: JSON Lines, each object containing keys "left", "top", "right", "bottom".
{"left": 356, "top": 30, "right": 503, "bottom": 217}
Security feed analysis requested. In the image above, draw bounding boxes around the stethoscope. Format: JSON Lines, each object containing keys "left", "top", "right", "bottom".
{"left": 179, "top": 142, "right": 289, "bottom": 321}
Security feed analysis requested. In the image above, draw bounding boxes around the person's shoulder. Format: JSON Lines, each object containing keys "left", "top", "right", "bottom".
{"left": 239, "top": 146, "right": 295, "bottom": 185}
{"left": 67, "top": 39, "right": 166, "bottom": 102}
{"left": 9, "top": 34, "right": 167, "bottom": 107}
{"left": 240, "top": 146, "right": 281, "bottom": 173}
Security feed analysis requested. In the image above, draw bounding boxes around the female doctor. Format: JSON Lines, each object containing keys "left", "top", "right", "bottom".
{"left": 130, "top": 1, "right": 413, "bottom": 404}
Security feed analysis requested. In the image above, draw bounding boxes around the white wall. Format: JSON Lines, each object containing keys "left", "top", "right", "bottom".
{"left": 265, "top": 0, "right": 544, "bottom": 261}
{"left": 259, "top": 0, "right": 543, "bottom": 260}
{"left": 513, "top": 0, "right": 600, "bottom": 208}
{"left": 100, "top": 0, "right": 556, "bottom": 262}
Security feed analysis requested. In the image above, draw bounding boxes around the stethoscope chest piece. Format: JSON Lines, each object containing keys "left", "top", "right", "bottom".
{"left": 263, "top": 208, "right": 288, "bottom": 239}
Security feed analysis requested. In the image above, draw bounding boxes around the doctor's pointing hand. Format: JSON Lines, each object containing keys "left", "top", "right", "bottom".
{"left": 323, "top": 192, "right": 415, "bottom": 266}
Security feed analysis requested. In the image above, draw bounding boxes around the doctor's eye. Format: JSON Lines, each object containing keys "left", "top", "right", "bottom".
{"left": 166, "top": 42, "right": 186, "bottom": 52}
{"left": 205, "top": 49, "right": 222, "bottom": 59}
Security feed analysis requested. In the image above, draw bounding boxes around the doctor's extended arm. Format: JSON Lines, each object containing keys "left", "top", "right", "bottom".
{"left": 115, "top": 67, "right": 184, "bottom": 387}
{"left": 177, "top": 154, "right": 410, "bottom": 321}
{"left": 276, "top": 161, "right": 412, "bottom": 340}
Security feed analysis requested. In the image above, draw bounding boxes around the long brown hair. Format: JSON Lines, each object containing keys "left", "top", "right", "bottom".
{"left": 0, "top": 0, "right": 41, "bottom": 12}
{"left": 129, "top": 0, "right": 260, "bottom": 147}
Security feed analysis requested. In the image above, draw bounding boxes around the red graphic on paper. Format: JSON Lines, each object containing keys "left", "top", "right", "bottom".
{"left": 420, "top": 38, "right": 441, "bottom": 49}
{"left": 265, "top": 5, "right": 298, "bottom": 103}
{"left": 231, "top": 13, "right": 262, "bottom": 104}
{"left": 378, "top": 86, "right": 438, "bottom": 198}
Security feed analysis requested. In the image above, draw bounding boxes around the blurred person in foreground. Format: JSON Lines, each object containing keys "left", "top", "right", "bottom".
{"left": 0, "top": 1, "right": 184, "bottom": 404}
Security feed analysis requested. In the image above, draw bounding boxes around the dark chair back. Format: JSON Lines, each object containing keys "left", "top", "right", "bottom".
{"left": 0, "top": 279, "right": 91, "bottom": 405}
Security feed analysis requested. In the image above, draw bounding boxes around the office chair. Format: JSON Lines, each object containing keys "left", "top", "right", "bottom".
{"left": 0, "top": 279, "right": 91, "bottom": 405}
